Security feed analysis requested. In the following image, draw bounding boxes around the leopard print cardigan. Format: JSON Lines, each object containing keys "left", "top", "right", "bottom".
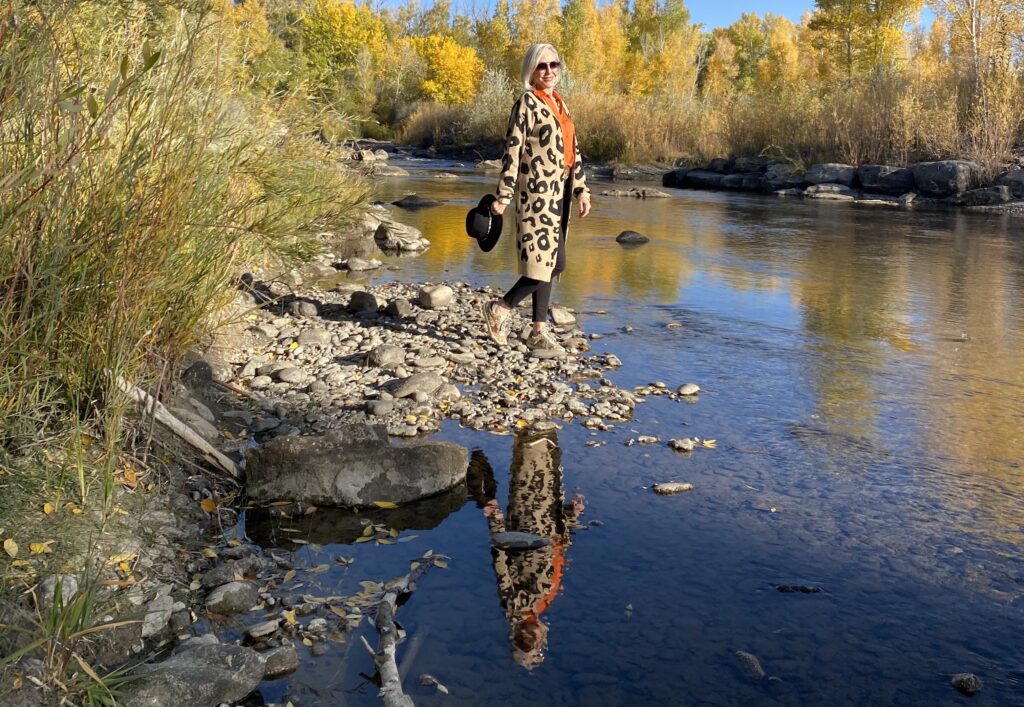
{"left": 495, "top": 91, "right": 591, "bottom": 283}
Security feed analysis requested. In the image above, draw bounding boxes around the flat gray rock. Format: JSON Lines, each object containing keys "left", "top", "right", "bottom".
{"left": 367, "top": 344, "right": 404, "bottom": 369}
{"left": 491, "top": 531, "right": 550, "bottom": 551}
{"left": 393, "top": 194, "right": 443, "bottom": 209}
{"left": 616, "top": 230, "right": 650, "bottom": 245}
{"left": 120, "top": 644, "right": 265, "bottom": 707}
{"left": 245, "top": 423, "right": 468, "bottom": 507}
{"left": 653, "top": 482, "right": 693, "bottom": 495}
{"left": 263, "top": 645, "right": 299, "bottom": 679}
{"left": 391, "top": 372, "right": 444, "bottom": 399}
{"left": 206, "top": 581, "right": 259, "bottom": 614}
{"left": 141, "top": 595, "right": 174, "bottom": 638}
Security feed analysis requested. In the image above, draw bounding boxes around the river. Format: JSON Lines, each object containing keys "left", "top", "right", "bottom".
{"left": 242, "top": 157, "right": 1024, "bottom": 706}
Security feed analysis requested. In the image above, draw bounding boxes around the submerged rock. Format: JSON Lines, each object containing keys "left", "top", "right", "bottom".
{"left": 735, "top": 650, "right": 766, "bottom": 681}
{"left": 676, "top": 383, "right": 700, "bottom": 396}
{"left": 951, "top": 673, "right": 982, "bottom": 695}
{"left": 392, "top": 194, "right": 443, "bottom": 209}
{"left": 263, "top": 645, "right": 299, "bottom": 679}
{"left": 652, "top": 482, "right": 693, "bottom": 495}
{"left": 245, "top": 424, "right": 468, "bottom": 507}
{"left": 616, "top": 230, "right": 650, "bottom": 245}
{"left": 491, "top": 531, "right": 550, "bottom": 551}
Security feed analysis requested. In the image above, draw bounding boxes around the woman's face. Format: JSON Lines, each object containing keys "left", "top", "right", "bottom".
{"left": 531, "top": 49, "right": 560, "bottom": 92}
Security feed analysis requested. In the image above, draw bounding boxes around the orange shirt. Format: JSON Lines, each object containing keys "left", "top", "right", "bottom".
{"left": 534, "top": 90, "right": 576, "bottom": 170}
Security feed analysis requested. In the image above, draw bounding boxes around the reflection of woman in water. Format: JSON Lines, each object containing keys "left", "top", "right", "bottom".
{"left": 468, "top": 431, "right": 584, "bottom": 669}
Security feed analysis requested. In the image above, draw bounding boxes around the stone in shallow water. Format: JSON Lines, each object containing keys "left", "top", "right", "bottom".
{"left": 677, "top": 383, "right": 700, "bottom": 396}
{"left": 951, "top": 673, "right": 982, "bottom": 695}
{"left": 263, "top": 644, "right": 299, "bottom": 679}
{"left": 120, "top": 644, "right": 265, "bottom": 707}
{"left": 206, "top": 581, "right": 259, "bottom": 614}
{"left": 652, "top": 482, "right": 693, "bottom": 495}
{"left": 616, "top": 230, "right": 650, "bottom": 245}
{"left": 491, "top": 532, "right": 550, "bottom": 551}
{"left": 735, "top": 650, "right": 765, "bottom": 681}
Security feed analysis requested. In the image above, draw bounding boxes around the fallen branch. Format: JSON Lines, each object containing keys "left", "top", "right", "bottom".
{"left": 360, "top": 559, "right": 437, "bottom": 707}
{"left": 110, "top": 372, "right": 241, "bottom": 479}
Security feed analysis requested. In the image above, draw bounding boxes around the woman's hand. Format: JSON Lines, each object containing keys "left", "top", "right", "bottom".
{"left": 491, "top": 201, "right": 507, "bottom": 216}
{"left": 579, "top": 198, "right": 591, "bottom": 218}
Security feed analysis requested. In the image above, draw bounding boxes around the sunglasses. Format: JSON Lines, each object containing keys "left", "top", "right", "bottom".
{"left": 535, "top": 61, "right": 561, "bottom": 73}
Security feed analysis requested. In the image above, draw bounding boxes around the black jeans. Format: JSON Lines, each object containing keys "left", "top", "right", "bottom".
{"left": 502, "top": 176, "right": 572, "bottom": 323}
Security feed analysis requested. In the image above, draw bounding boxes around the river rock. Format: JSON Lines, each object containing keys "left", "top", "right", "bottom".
{"left": 206, "top": 581, "right": 259, "bottom": 614}
{"left": 433, "top": 172, "right": 459, "bottom": 181}
{"left": 600, "top": 188, "right": 670, "bottom": 198}
{"left": 390, "top": 372, "right": 445, "bottom": 399}
{"left": 141, "top": 595, "right": 174, "bottom": 638}
{"left": 735, "top": 650, "right": 765, "bottom": 680}
{"left": 616, "top": 231, "right": 649, "bottom": 245}
{"left": 857, "top": 165, "right": 915, "bottom": 195}
{"left": 245, "top": 424, "right": 468, "bottom": 507}
{"left": 805, "top": 163, "right": 856, "bottom": 186}
{"left": 286, "top": 299, "right": 318, "bottom": 318}
{"left": 721, "top": 173, "right": 747, "bottom": 190}
{"left": 201, "top": 556, "right": 263, "bottom": 589}
{"left": 996, "top": 168, "right": 1024, "bottom": 197}
{"left": 491, "top": 531, "right": 550, "bottom": 551}
{"left": 37, "top": 574, "right": 78, "bottom": 614}
{"left": 298, "top": 329, "right": 332, "bottom": 347}
{"left": 263, "top": 645, "right": 299, "bottom": 679}
{"left": 652, "top": 482, "right": 693, "bottom": 495}
{"left": 550, "top": 306, "right": 576, "bottom": 325}
{"left": 661, "top": 169, "right": 688, "bottom": 188}
{"left": 367, "top": 344, "right": 404, "bottom": 368}
{"left": 247, "top": 619, "right": 279, "bottom": 639}
{"left": 958, "top": 185, "right": 1011, "bottom": 206}
{"left": 706, "top": 157, "right": 733, "bottom": 172}
{"left": 275, "top": 367, "right": 306, "bottom": 385}
{"left": 120, "top": 643, "right": 266, "bottom": 707}
{"left": 804, "top": 183, "right": 856, "bottom": 200}
{"left": 374, "top": 219, "right": 429, "bottom": 252}
{"left": 385, "top": 298, "right": 415, "bottom": 317}
{"left": 682, "top": 170, "right": 726, "bottom": 189}
{"left": 764, "top": 162, "right": 805, "bottom": 189}
{"left": 345, "top": 257, "right": 381, "bottom": 271}
{"left": 365, "top": 399, "right": 394, "bottom": 416}
{"left": 677, "top": 383, "right": 700, "bottom": 395}
{"left": 733, "top": 156, "right": 771, "bottom": 173}
{"left": 476, "top": 159, "right": 502, "bottom": 171}
{"left": 349, "top": 291, "right": 379, "bottom": 313}
{"left": 668, "top": 438, "right": 696, "bottom": 452}
{"left": 392, "top": 194, "right": 443, "bottom": 209}
{"left": 951, "top": 673, "right": 982, "bottom": 695}
{"left": 912, "top": 160, "right": 979, "bottom": 196}
{"left": 418, "top": 284, "right": 453, "bottom": 309}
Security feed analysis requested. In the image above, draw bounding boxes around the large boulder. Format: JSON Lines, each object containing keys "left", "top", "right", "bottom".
{"left": 732, "top": 156, "right": 771, "bottom": 173}
{"left": 120, "top": 644, "right": 265, "bottom": 707}
{"left": 741, "top": 173, "right": 772, "bottom": 193}
{"left": 706, "top": 157, "right": 733, "bottom": 173}
{"left": 912, "top": 160, "right": 980, "bottom": 196}
{"left": 958, "top": 185, "right": 1011, "bottom": 206}
{"left": 805, "top": 163, "right": 856, "bottom": 186}
{"left": 996, "top": 169, "right": 1024, "bottom": 197}
{"left": 245, "top": 424, "right": 468, "bottom": 507}
{"left": 661, "top": 169, "right": 689, "bottom": 188}
{"left": 681, "top": 170, "right": 725, "bottom": 189}
{"left": 374, "top": 219, "right": 429, "bottom": 252}
{"left": 804, "top": 183, "right": 856, "bottom": 200}
{"left": 857, "top": 165, "right": 915, "bottom": 195}
{"left": 765, "top": 163, "right": 805, "bottom": 190}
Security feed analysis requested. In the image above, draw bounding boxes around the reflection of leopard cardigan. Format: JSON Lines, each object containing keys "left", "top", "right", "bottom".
{"left": 496, "top": 92, "right": 591, "bottom": 283}
{"left": 488, "top": 433, "right": 582, "bottom": 622}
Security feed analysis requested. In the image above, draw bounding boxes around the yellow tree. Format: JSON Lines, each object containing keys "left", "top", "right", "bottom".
{"left": 726, "top": 13, "right": 770, "bottom": 91}
{"left": 509, "top": 0, "right": 563, "bottom": 66}
{"left": 475, "top": 0, "right": 514, "bottom": 77}
{"left": 302, "top": 0, "right": 388, "bottom": 96}
{"left": 808, "top": 0, "right": 922, "bottom": 78}
{"left": 594, "top": 0, "right": 629, "bottom": 91}
{"left": 703, "top": 29, "right": 740, "bottom": 97}
{"left": 412, "top": 35, "right": 485, "bottom": 103}
{"left": 757, "top": 15, "right": 802, "bottom": 90}
{"left": 560, "top": 0, "right": 602, "bottom": 89}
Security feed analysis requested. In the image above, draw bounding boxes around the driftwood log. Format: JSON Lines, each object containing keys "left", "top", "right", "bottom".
{"left": 360, "top": 560, "right": 436, "bottom": 707}
{"left": 111, "top": 373, "right": 241, "bottom": 479}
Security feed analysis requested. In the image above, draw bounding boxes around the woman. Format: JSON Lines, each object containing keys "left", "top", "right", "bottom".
{"left": 481, "top": 43, "right": 592, "bottom": 353}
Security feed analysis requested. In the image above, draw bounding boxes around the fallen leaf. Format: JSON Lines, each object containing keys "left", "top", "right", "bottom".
{"left": 361, "top": 525, "right": 375, "bottom": 537}
{"left": 304, "top": 505, "right": 318, "bottom": 515}
{"left": 302, "top": 637, "right": 313, "bottom": 647}
{"left": 29, "top": 541, "right": 55, "bottom": 555}
{"left": 283, "top": 610, "right": 297, "bottom": 625}
{"left": 354, "top": 536, "right": 372, "bottom": 543}
{"left": 200, "top": 547, "right": 218, "bottom": 559}
{"left": 309, "top": 564, "right": 329, "bottom": 573}
{"left": 106, "top": 552, "right": 135, "bottom": 566}
{"left": 388, "top": 528, "right": 399, "bottom": 538}
{"left": 269, "top": 501, "right": 292, "bottom": 507}
{"left": 227, "top": 539, "right": 241, "bottom": 547}
{"left": 42, "top": 503, "right": 55, "bottom": 515}
{"left": 376, "top": 539, "right": 393, "bottom": 545}
{"left": 3, "top": 539, "right": 18, "bottom": 558}
{"left": 372, "top": 501, "right": 398, "bottom": 509}
{"left": 122, "top": 465, "right": 138, "bottom": 490}
{"left": 330, "top": 606, "right": 347, "bottom": 618}
{"left": 283, "top": 569, "right": 296, "bottom": 583}
{"left": 433, "top": 559, "right": 448, "bottom": 569}
{"left": 200, "top": 498, "right": 217, "bottom": 513}
{"left": 118, "top": 561, "right": 131, "bottom": 574}
{"left": 702, "top": 439, "right": 717, "bottom": 448}
{"left": 291, "top": 538, "right": 308, "bottom": 545}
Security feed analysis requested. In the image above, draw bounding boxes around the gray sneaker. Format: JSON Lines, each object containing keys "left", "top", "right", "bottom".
{"left": 525, "top": 329, "right": 565, "bottom": 353}
{"left": 481, "top": 300, "right": 510, "bottom": 346}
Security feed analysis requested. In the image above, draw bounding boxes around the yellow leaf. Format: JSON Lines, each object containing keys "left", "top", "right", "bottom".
{"left": 118, "top": 561, "right": 131, "bottom": 573}
{"left": 269, "top": 501, "right": 292, "bottom": 507}
{"left": 3, "top": 538, "right": 18, "bottom": 558}
{"left": 376, "top": 539, "right": 393, "bottom": 545}
{"left": 372, "top": 501, "right": 398, "bottom": 509}
{"left": 388, "top": 528, "right": 399, "bottom": 538}
{"left": 42, "top": 503, "right": 55, "bottom": 515}
{"left": 515, "top": 419, "right": 528, "bottom": 428}
{"left": 222, "top": 430, "right": 235, "bottom": 440}
{"left": 304, "top": 505, "right": 318, "bottom": 515}
{"left": 361, "top": 525, "right": 375, "bottom": 537}
{"left": 302, "top": 637, "right": 313, "bottom": 647}
{"left": 122, "top": 465, "right": 138, "bottom": 490}
{"left": 10, "top": 559, "right": 31, "bottom": 569}
{"left": 433, "top": 559, "right": 448, "bottom": 569}
{"left": 200, "top": 498, "right": 217, "bottom": 513}
{"left": 227, "top": 539, "right": 241, "bottom": 547}
{"left": 106, "top": 552, "right": 135, "bottom": 566}
{"left": 309, "top": 564, "right": 329, "bottom": 573}
{"left": 329, "top": 605, "right": 347, "bottom": 618}
{"left": 702, "top": 439, "right": 717, "bottom": 448}
{"left": 201, "top": 547, "right": 218, "bottom": 559}
{"left": 283, "top": 569, "right": 296, "bottom": 583}
{"left": 29, "top": 541, "right": 54, "bottom": 555}
{"left": 283, "top": 610, "right": 297, "bottom": 625}
{"left": 354, "top": 536, "right": 372, "bottom": 543}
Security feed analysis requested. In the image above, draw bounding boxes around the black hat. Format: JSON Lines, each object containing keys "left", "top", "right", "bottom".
{"left": 465, "top": 194, "right": 502, "bottom": 252}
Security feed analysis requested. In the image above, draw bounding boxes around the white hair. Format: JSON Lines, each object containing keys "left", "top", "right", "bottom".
{"left": 520, "top": 44, "right": 560, "bottom": 90}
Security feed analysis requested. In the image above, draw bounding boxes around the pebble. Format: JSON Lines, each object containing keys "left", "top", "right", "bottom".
{"left": 247, "top": 620, "right": 280, "bottom": 639}
{"left": 652, "top": 482, "right": 693, "bottom": 495}
{"left": 677, "top": 383, "right": 700, "bottom": 396}
{"left": 668, "top": 438, "right": 696, "bottom": 452}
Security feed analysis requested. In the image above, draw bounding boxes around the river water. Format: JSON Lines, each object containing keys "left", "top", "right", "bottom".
{"left": 243, "top": 158, "right": 1024, "bottom": 706}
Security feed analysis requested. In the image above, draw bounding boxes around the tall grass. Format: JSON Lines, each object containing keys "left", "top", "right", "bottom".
{"left": 0, "top": 1, "right": 370, "bottom": 462}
